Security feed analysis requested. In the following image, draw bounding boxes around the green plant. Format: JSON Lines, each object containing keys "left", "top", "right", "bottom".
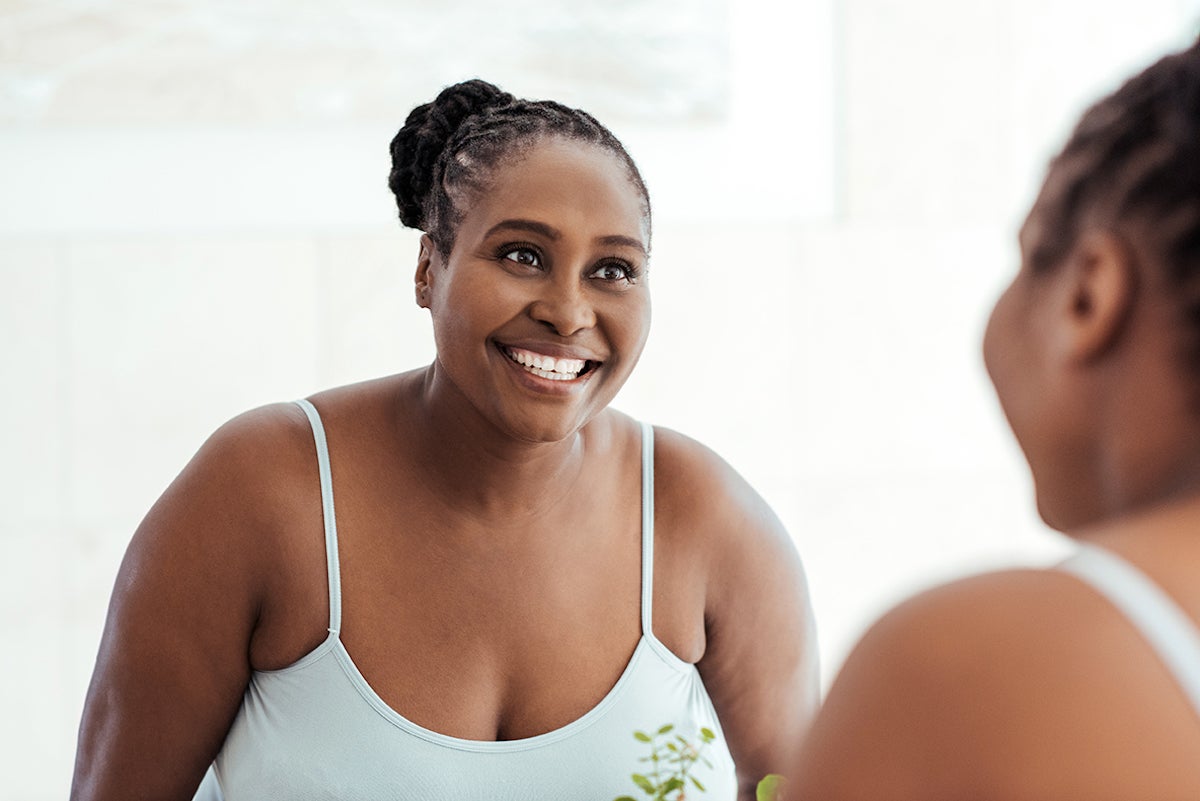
{"left": 614, "top": 724, "right": 788, "bottom": 801}
{"left": 755, "top": 773, "right": 785, "bottom": 801}
{"left": 614, "top": 724, "right": 715, "bottom": 801}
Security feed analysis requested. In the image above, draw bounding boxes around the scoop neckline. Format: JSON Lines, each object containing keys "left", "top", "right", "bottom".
{"left": 329, "top": 634, "right": 665, "bottom": 753}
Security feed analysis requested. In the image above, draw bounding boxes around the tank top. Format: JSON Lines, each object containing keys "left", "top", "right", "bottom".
{"left": 1058, "top": 544, "right": 1200, "bottom": 721}
{"left": 193, "top": 399, "right": 737, "bottom": 800}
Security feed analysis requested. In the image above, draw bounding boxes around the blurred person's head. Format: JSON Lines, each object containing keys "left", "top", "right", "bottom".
{"left": 985, "top": 38, "right": 1200, "bottom": 531}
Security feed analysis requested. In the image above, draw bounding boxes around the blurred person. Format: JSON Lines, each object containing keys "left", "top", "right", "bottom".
{"left": 794, "top": 37, "right": 1200, "bottom": 800}
{"left": 69, "top": 79, "right": 817, "bottom": 801}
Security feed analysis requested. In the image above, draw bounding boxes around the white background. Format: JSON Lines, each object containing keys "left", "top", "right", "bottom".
{"left": 3, "top": 1, "right": 1200, "bottom": 797}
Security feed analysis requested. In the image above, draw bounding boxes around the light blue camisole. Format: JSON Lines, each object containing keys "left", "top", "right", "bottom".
{"left": 1059, "top": 544, "right": 1200, "bottom": 722}
{"left": 193, "top": 399, "right": 737, "bottom": 800}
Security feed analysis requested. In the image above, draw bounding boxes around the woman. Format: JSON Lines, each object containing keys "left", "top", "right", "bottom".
{"left": 70, "top": 80, "right": 817, "bottom": 800}
{"left": 794, "top": 39, "right": 1200, "bottom": 800}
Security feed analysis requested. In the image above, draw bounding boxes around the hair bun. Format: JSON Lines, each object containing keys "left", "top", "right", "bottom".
{"left": 388, "top": 79, "right": 515, "bottom": 230}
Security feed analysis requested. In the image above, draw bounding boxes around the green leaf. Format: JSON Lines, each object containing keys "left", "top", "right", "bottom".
{"left": 634, "top": 731, "right": 653, "bottom": 743}
{"left": 614, "top": 797, "right": 638, "bottom": 801}
{"left": 700, "top": 727, "right": 716, "bottom": 742}
{"left": 657, "top": 723, "right": 675, "bottom": 735}
{"left": 632, "top": 774, "right": 656, "bottom": 794}
{"left": 662, "top": 777, "right": 684, "bottom": 792}
{"left": 756, "top": 773, "right": 786, "bottom": 801}
{"left": 691, "top": 776, "right": 707, "bottom": 792}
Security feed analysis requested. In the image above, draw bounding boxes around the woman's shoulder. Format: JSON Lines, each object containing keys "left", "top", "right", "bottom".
{"left": 631, "top": 420, "right": 808, "bottom": 621}
{"left": 839, "top": 566, "right": 1112, "bottom": 695}
{"left": 644, "top": 422, "right": 790, "bottom": 550}
{"left": 201, "top": 373, "right": 415, "bottom": 503}
{"left": 165, "top": 373, "right": 416, "bottom": 534}
{"left": 800, "top": 562, "right": 1200, "bottom": 798}
{"left": 193, "top": 401, "right": 319, "bottom": 493}
{"left": 137, "top": 400, "right": 326, "bottom": 565}
{"left": 856, "top": 555, "right": 1200, "bottom": 698}
{"left": 807, "top": 567, "right": 1100, "bottom": 764}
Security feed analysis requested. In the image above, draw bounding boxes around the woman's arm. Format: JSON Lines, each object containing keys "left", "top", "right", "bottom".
{"left": 787, "top": 584, "right": 975, "bottom": 801}
{"left": 70, "top": 406, "right": 308, "bottom": 800}
{"left": 654, "top": 429, "right": 819, "bottom": 801}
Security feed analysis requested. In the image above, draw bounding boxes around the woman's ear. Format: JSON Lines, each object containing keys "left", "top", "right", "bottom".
{"left": 414, "top": 234, "right": 436, "bottom": 309}
{"left": 1057, "top": 229, "right": 1138, "bottom": 365}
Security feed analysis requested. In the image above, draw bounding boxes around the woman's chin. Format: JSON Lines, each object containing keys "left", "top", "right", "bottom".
{"left": 499, "top": 412, "right": 592, "bottom": 446}
{"left": 1035, "top": 490, "right": 1108, "bottom": 535}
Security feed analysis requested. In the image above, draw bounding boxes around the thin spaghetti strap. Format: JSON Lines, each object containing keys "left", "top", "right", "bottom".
{"left": 293, "top": 399, "right": 343, "bottom": 636}
{"left": 640, "top": 420, "right": 654, "bottom": 637}
{"left": 1060, "top": 545, "right": 1200, "bottom": 721}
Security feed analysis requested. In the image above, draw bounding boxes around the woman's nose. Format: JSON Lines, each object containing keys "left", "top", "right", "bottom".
{"left": 528, "top": 277, "right": 596, "bottom": 337}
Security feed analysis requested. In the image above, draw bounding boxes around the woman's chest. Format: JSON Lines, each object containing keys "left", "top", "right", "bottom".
{"left": 212, "top": 638, "right": 738, "bottom": 801}
{"left": 335, "top": 512, "right": 645, "bottom": 740}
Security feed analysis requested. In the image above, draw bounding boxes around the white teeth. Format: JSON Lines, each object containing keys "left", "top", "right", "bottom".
{"left": 503, "top": 347, "right": 588, "bottom": 379}
{"left": 528, "top": 366, "right": 575, "bottom": 381}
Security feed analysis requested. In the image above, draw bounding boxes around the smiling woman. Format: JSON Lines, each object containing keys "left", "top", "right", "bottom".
{"left": 68, "top": 80, "right": 818, "bottom": 801}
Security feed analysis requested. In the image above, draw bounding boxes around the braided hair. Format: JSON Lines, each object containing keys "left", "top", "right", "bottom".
{"left": 1030, "top": 38, "right": 1200, "bottom": 359}
{"left": 388, "top": 79, "right": 651, "bottom": 257}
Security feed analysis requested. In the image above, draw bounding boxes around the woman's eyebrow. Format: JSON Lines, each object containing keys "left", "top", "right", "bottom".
{"left": 484, "top": 219, "right": 561, "bottom": 240}
{"left": 597, "top": 235, "right": 647, "bottom": 256}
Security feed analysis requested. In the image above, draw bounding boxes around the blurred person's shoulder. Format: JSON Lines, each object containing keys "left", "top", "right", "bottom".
{"left": 813, "top": 564, "right": 1200, "bottom": 798}
{"left": 842, "top": 564, "right": 1166, "bottom": 713}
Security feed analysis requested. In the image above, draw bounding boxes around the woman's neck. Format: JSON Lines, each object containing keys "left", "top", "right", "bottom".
{"left": 397, "top": 364, "right": 593, "bottom": 523}
{"left": 1073, "top": 477, "right": 1200, "bottom": 553}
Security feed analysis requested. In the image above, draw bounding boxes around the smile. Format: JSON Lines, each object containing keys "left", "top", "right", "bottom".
{"left": 501, "top": 346, "right": 595, "bottom": 381}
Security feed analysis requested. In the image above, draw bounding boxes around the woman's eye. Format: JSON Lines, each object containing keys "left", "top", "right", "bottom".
{"left": 591, "top": 263, "right": 633, "bottom": 282}
{"left": 502, "top": 248, "right": 540, "bottom": 267}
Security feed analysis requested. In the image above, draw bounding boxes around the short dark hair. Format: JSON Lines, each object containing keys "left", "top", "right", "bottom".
{"left": 388, "top": 79, "right": 651, "bottom": 257}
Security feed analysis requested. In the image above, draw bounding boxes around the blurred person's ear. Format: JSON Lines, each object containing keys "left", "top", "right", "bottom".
{"left": 1058, "top": 229, "right": 1138, "bottom": 366}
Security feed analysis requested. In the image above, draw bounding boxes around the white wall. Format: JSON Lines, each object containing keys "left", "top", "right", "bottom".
{"left": 3, "top": 1, "right": 1200, "bottom": 797}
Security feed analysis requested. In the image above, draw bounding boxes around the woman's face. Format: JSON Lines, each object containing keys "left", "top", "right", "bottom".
{"left": 418, "top": 137, "right": 652, "bottom": 444}
{"left": 984, "top": 213, "right": 1045, "bottom": 460}
{"left": 983, "top": 189, "right": 1084, "bottom": 529}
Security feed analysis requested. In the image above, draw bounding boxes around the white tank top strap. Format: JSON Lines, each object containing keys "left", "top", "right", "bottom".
{"left": 293, "top": 398, "right": 343, "bottom": 636}
{"left": 1058, "top": 544, "right": 1200, "bottom": 719}
{"left": 640, "top": 420, "right": 655, "bottom": 637}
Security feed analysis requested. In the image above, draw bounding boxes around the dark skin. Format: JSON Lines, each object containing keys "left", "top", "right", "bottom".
{"left": 71, "top": 138, "right": 818, "bottom": 800}
{"left": 793, "top": 181, "right": 1200, "bottom": 799}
